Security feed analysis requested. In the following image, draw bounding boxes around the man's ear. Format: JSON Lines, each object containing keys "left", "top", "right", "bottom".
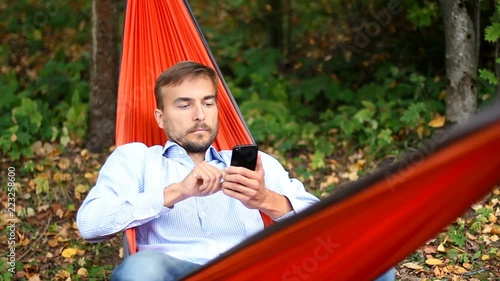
{"left": 154, "top": 109, "right": 164, "bottom": 129}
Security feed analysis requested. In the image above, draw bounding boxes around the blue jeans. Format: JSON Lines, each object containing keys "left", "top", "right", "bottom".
{"left": 110, "top": 250, "right": 396, "bottom": 281}
{"left": 375, "top": 267, "right": 396, "bottom": 281}
{"left": 110, "top": 250, "right": 201, "bottom": 281}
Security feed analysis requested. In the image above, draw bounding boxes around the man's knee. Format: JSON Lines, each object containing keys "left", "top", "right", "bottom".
{"left": 111, "top": 250, "right": 200, "bottom": 281}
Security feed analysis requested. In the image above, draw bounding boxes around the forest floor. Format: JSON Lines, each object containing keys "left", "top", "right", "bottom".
{"left": 0, "top": 140, "right": 499, "bottom": 280}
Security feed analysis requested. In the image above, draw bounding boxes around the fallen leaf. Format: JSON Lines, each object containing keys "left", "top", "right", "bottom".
{"left": 423, "top": 245, "right": 437, "bottom": 254}
{"left": 490, "top": 234, "right": 499, "bottom": 242}
{"left": 48, "top": 239, "right": 58, "bottom": 247}
{"left": 471, "top": 203, "right": 483, "bottom": 211}
{"left": 28, "top": 275, "right": 40, "bottom": 281}
{"left": 453, "top": 266, "right": 467, "bottom": 274}
{"left": 481, "top": 254, "right": 490, "bottom": 260}
{"left": 428, "top": 115, "right": 446, "bottom": 128}
{"left": 492, "top": 224, "right": 500, "bottom": 234}
{"left": 36, "top": 205, "right": 50, "bottom": 212}
{"left": 61, "top": 248, "right": 78, "bottom": 258}
{"left": 482, "top": 225, "right": 492, "bottom": 234}
{"left": 402, "top": 262, "right": 423, "bottom": 270}
{"left": 425, "top": 258, "right": 443, "bottom": 265}
{"left": 437, "top": 243, "right": 446, "bottom": 252}
{"left": 55, "top": 269, "right": 70, "bottom": 279}
{"left": 463, "top": 262, "right": 473, "bottom": 270}
{"left": 488, "top": 212, "right": 497, "bottom": 224}
{"left": 58, "top": 158, "right": 71, "bottom": 170}
{"left": 56, "top": 208, "right": 65, "bottom": 219}
{"left": 77, "top": 268, "right": 88, "bottom": 277}
{"left": 433, "top": 266, "right": 443, "bottom": 277}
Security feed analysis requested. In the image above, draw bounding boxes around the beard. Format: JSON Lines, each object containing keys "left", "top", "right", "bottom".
{"left": 168, "top": 121, "right": 218, "bottom": 153}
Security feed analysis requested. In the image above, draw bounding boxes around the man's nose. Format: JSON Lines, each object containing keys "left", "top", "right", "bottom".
{"left": 194, "top": 104, "right": 205, "bottom": 121}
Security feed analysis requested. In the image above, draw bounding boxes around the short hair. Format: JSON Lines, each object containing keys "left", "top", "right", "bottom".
{"left": 154, "top": 61, "right": 218, "bottom": 109}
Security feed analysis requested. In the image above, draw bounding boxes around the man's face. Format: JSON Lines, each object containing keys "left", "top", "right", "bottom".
{"left": 154, "top": 77, "right": 218, "bottom": 153}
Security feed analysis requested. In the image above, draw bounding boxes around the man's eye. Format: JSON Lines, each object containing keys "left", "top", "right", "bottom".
{"left": 179, "top": 104, "right": 189, "bottom": 109}
{"left": 204, "top": 102, "right": 214, "bottom": 107}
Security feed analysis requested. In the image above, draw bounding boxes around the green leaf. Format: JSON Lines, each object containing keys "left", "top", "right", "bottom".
{"left": 354, "top": 108, "right": 375, "bottom": 123}
{"left": 377, "top": 129, "right": 393, "bottom": 145}
{"left": 485, "top": 22, "right": 500, "bottom": 42}
{"left": 447, "top": 225, "right": 466, "bottom": 248}
{"left": 479, "top": 68, "right": 498, "bottom": 85}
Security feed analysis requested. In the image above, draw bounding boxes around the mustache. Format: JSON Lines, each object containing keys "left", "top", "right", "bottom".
{"left": 188, "top": 123, "right": 212, "bottom": 132}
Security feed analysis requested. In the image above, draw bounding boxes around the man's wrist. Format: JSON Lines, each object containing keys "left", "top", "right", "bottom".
{"left": 163, "top": 183, "right": 188, "bottom": 207}
{"left": 261, "top": 191, "right": 293, "bottom": 220}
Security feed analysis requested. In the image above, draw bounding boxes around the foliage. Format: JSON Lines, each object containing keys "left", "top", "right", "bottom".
{"left": 479, "top": 0, "right": 500, "bottom": 95}
{"left": 0, "top": 1, "right": 91, "bottom": 160}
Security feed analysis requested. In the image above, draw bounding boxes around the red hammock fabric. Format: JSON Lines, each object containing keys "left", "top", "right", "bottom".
{"left": 184, "top": 109, "right": 500, "bottom": 280}
{"left": 116, "top": 0, "right": 500, "bottom": 279}
{"left": 117, "top": 0, "right": 271, "bottom": 257}
{"left": 116, "top": 0, "right": 252, "bottom": 150}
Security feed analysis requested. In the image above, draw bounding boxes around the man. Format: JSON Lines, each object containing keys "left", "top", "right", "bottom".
{"left": 77, "top": 61, "right": 319, "bottom": 280}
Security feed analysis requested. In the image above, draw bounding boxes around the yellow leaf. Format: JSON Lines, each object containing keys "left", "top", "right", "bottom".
{"left": 402, "top": 262, "right": 423, "bottom": 270}
{"left": 490, "top": 235, "right": 499, "bottom": 242}
{"left": 425, "top": 258, "right": 443, "bottom": 265}
{"left": 453, "top": 266, "right": 467, "bottom": 274}
{"left": 437, "top": 243, "right": 446, "bottom": 252}
{"left": 488, "top": 212, "right": 497, "bottom": 224}
{"left": 483, "top": 225, "right": 492, "bottom": 234}
{"left": 481, "top": 254, "right": 490, "bottom": 261}
{"left": 58, "top": 158, "right": 71, "bottom": 170}
{"left": 62, "top": 248, "right": 78, "bottom": 258}
{"left": 463, "top": 262, "right": 473, "bottom": 270}
{"left": 428, "top": 115, "right": 446, "bottom": 128}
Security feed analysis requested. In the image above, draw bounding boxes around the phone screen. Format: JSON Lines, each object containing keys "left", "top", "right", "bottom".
{"left": 230, "top": 144, "right": 258, "bottom": 171}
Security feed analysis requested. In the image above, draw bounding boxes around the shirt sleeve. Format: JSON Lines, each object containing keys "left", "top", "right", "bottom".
{"left": 76, "top": 143, "right": 171, "bottom": 242}
{"left": 260, "top": 153, "right": 320, "bottom": 221}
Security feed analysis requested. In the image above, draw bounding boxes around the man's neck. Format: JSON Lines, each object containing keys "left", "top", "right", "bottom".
{"left": 188, "top": 152, "right": 205, "bottom": 164}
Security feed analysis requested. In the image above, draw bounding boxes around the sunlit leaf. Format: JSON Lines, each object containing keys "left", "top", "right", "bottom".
{"left": 425, "top": 258, "right": 442, "bottom": 265}
{"left": 61, "top": 248, "right": 78, "bottom": 258}
{"left": 428, "top": 115, "right": 445, "bottom": 128}
{"left": 402, "top": 262, "right": 423, "bottom": 270}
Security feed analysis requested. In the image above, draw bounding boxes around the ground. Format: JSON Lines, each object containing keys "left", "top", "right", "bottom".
{"left": 0, "top": 141, "right": 498, "bottom": 280}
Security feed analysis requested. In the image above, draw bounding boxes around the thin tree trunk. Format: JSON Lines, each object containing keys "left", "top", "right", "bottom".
{"left": 264, "top": 0, "right": 284, "bottom": 51}
{"left": 440, "top": 0, "right": 478, "bottom": 123}
{"left": 88, "top": 0, "right": 119, "bottom": 152}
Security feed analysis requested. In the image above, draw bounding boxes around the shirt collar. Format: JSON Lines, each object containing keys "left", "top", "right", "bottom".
{"left": 162, "top": 140, "right": 224, "bottom": 163}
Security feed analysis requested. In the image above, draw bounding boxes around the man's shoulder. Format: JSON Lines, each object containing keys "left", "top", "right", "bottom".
{"left": 112, "top": 142, "right": 164, "bottom": 158}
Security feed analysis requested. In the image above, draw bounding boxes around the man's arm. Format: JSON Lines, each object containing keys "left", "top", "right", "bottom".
{"left": 77, "top": 143, "right": 168, "bottom": 242}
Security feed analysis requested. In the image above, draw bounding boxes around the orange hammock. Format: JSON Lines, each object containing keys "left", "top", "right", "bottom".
{"left": 115, "top": 0, "right": 500, "bottom": 280}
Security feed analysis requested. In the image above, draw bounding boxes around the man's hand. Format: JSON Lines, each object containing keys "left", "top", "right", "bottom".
{"left": 163, "top": 162, "right": 225, "bottom": 207}
{"left": 222, "top": 153, "right": 292, "bottom": 219}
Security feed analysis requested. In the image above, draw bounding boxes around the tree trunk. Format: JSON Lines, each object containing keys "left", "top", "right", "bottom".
{"left": 88, "top": 0, "right": 119, "bottom": 152}
{"left": 264, "top": 0, "right": 284, "bottom": 51}
{"left": 440, "top": 0, "right": 478, "bottom": 123}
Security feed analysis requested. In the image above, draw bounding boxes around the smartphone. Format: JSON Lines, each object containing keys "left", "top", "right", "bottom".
{"left": 230, "top": 144, "right": 258, "bottom": 171}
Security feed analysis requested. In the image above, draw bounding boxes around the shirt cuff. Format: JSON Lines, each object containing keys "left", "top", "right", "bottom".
{"left": 274, "top": 210, "right": 296, "bottom": 222}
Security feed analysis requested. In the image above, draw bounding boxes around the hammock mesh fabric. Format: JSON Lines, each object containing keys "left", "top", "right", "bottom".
{"left": 115, "top": 0, "right": 500, "bottom": 280}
